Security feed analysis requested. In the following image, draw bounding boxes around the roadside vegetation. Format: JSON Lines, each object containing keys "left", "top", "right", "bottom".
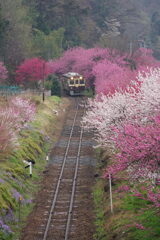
{"left": 0, "top": 95, "right": 66, "bottom": 240}
{"left": 93, "top": 148, "right": 160, "bottom": 240}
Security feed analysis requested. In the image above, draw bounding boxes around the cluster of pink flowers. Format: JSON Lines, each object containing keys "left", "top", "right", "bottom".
{"left": 0, "top": 97, "right": 36, "bottom": 131}
{"left": 135, "top": 223, "right": 145, "bottom": 230}
{"left": 132, "top": 187, "right": 160, "bottom": 208}
{"left": 126, "top": 223, "right": 145, "bottom": 230}
{"left": 115, "top": 185, "right": 130, "bottom": 193}
{"left": 10, "top": 97, "right": 36, "bottom": 128}
{"left": 0, "top": 97, "right": 36, "bottom": 159}
{"left": 105, "top": 116, "right": 160, "bottom": 179}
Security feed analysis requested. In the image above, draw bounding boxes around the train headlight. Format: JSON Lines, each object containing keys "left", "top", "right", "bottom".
{"left": 80, "top": 76, "right": 83, "bottom": 79}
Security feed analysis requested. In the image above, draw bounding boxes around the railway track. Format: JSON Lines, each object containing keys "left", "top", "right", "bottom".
{"left": 21, "top": 97, "right": 95, "bottom": 240}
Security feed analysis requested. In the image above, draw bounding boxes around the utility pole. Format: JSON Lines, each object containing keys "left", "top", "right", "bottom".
{"left": 109, "top": 174, "right": 113, "bottom": 213}
{"left": 129, "top": 42, "right": 133, "bottom": 56}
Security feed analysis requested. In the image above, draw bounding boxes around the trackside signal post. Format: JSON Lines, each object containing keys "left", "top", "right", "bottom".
{"left": 24, "top": 160, "right": 35, "bottom": 177}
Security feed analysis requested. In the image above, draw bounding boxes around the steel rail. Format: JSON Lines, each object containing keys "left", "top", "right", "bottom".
{"left": 64, "top": 117, "right": 84, "bottom": 240}
{"left": 64, "top": 99, "right": 86, "bottom": 240}
{"left": 42, "top": 100, "right": 80, "bottom": 240}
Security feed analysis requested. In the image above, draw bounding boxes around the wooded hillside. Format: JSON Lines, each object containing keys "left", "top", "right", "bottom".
{"left": 0, "top": 0, "right": 160, "bottom": 80}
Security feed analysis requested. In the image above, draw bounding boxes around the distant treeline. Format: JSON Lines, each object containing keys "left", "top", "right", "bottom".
{"left": 0, "top": 0, "right": 160, "bottom": 82}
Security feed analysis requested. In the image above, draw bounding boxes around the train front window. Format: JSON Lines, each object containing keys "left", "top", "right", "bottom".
{"left": 80, "top": 79, "right": 84, "bottom": 84}
{"left": 69, "top": 80, "right": 74, "bottom": 85}
{"left": 75, "top": 80, "right": 79, "bottom": 84}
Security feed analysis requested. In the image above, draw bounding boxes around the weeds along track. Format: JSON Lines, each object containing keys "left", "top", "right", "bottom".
{"left": 21, "top": 97, "right": 95, "bottom": 240}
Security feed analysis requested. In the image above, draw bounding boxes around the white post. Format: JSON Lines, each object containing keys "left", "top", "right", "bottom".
{"left": 46, "top": 155, "right": 49, "bottom": 161}
{"left": 109, "top": 174, "right": 113, "bottom": 213}
{"left": 29, "top": 162, "right": 32, "bottom": 177}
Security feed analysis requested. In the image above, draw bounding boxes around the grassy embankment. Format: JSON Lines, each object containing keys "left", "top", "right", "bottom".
{"left": 93, "top": 149, "right": 160, "bottom": 240}
{"left": 0, "top": 95, "right": 69, "bottom": 240}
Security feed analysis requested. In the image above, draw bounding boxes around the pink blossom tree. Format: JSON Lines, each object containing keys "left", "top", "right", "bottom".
{"left": 83, "top": 67, "right": 160, "bottom": 182}
{"left": 0, "top": 97, "right": 36, "bottom": 161}
{"left": 93, "top": 48, "right": 160, "bottom": 95}
{"left": 104, "top": 116, "right": 160, "bottom": 180}
{"left": 10, "top": 97, "right": 36, "bottom": 128}
{"left": 133, "top": 48, "right": 160, "bottom": 70}
{"left": 0, "top": 97, "right": 36, "bottom": 131}
{"left": 82, "top": 90, "right": 137, "bottom": 147}
{"left": 16, "top": 58, "right": 50, "bottom": 87}
{"left": 83, "top": 68, "right": 160, "bottom": 146}
{"left": 92, "top": 60, "right": 135, "bottom": 95}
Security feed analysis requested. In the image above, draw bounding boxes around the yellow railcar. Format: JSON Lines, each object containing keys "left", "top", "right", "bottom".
{"left": 62, "top": 72, "right": 86, "bottom": 96}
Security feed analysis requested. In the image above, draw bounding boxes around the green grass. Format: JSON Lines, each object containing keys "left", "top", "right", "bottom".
{"left": 93, "top": 180, "right": 107, "bottom": 240}
{"left": 122, "top": 193, "right": 160, "bottom": 240}
{"left": 83, "top": 88, "right": 94, "bottom": 98}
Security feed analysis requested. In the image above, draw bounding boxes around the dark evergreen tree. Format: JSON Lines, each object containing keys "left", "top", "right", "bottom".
{"left": 47, "top": 75, "right": 61, "bottom": 97}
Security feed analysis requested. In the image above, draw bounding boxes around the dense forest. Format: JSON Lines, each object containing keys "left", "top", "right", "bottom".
{"left": 0, "top": 0, "right": 160, "bottom": 81}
